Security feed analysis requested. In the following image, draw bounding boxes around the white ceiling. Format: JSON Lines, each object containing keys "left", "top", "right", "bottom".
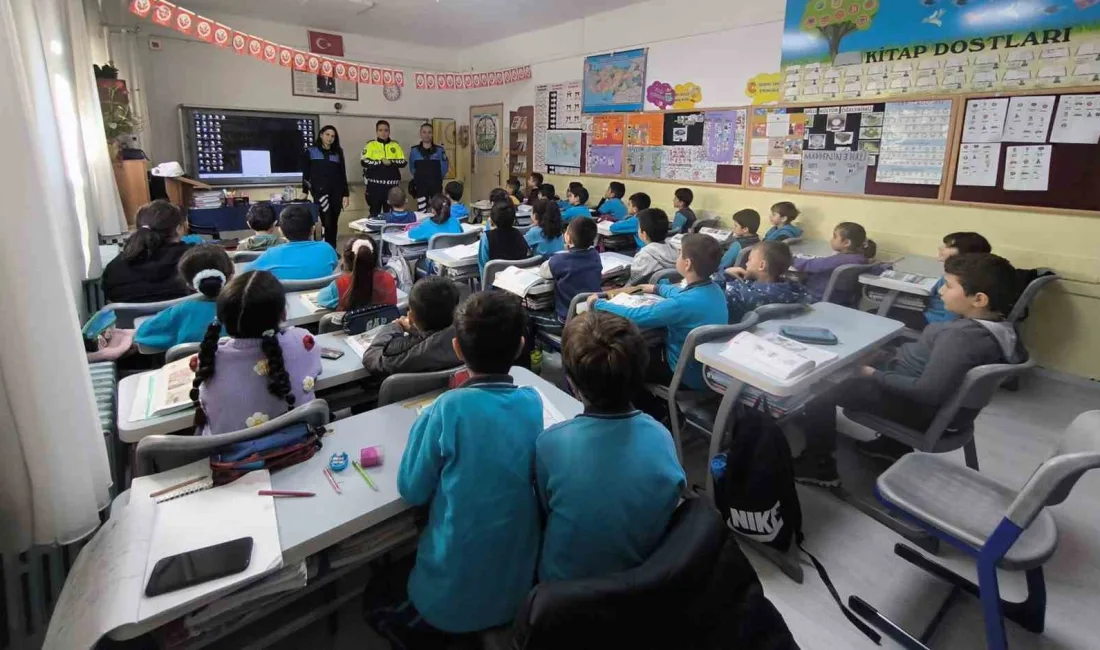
{"left": 179, "top": 0, "right": 652, "bottom": 47}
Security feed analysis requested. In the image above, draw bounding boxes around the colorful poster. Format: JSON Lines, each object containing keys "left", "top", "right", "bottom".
{"left": 660, "top": 146, "right": 718, "bottom": 182}
{"left": 663, "top": 112, "right": 705, "bottom": 146}
{"left": 780, "top": 0, "right": 1100, "bottom": 102}
{"left": 626, "top": 146, "right": 663, "bottom": 178}
{"left": 583, "top": 48, "right": 648, "bottom": 113}
{"left": 627, "top": 113, "right": 664, "bottom": 146}
{"left": 704, "top": 109, "right": 747, "bottom": 164}
{"left": 588, "top": 145, "right": 624, "bottom": 175}
{"left": 473, "top": 112, "right": 500, "bottom": 158}
{"left": 749, "top": 108, "right": 806, "bottom": 189}
{"left": 591, "top": 115, "right": 626, "bottom": 145}
{"left": 534, "top": 80, "right": 583, "bottom": 173}
{"left": 545, "top": 131, "right": 583, "bottom": 170}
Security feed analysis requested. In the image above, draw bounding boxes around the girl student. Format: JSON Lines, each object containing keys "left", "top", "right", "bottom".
{"left": 791, "top": 221, "right": 876, "bottom": 304}
{"left": 525, "top": 199, "right": 565, "bottom": 257}
{"left": 190, "top": 270, "right": 322, "bottom": 435}
{"left": 134, "top": 244, "right": 233, "bottom": 349}
{"left": 317, "top": 237, "right": 398, "bottom": 311}
{"left": 102, "top": 200, "right": 192, "bottom": 303}
{"left": 408, "top": 193, "right": 463, "bottom": 243}
{"left": 477, "top": 201, "right": 531, "bottom": 276}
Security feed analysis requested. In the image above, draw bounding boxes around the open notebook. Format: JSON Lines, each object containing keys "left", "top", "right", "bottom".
{"left": 493, "top": 266, "right": 551, "bottom": 297}
{"left": 345, "top": 324, "right": 387, "bottom": 359}
{"left": 441, "top": 242, "right": 480, "bottom": 262}
{"left": 129, "top": 356, "right": 196, "bottom": 421}
{"left": 720, "top": 331, "right": 838, "bottom": 381}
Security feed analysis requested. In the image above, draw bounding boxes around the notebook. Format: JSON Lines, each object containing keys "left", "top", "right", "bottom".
{"left": 344, "top": 325, "right": 386, "bottom": 359}
{"left": 130, "top": 460, "right": 215, "bottom": 504}
{"left": 493, "top": 266, "right": 548, "bottom": 297}
{"left": 297, "top": 292, "right": 325, "bottom": 313}
{"left": 720, "top": 331, "right": 838, "bottom": 381}
{"left": 441, "top": 242, "right": 480, "bottom": 262}
{"left": 129, "top": 357, "right": 197, "bottom": 421}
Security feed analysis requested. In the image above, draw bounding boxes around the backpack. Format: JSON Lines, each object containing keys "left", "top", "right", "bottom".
{"left": 342, "top": 303, "right": 401, "bottom": 335}
{"left": 209, "top": 422, "right": 324, "bottom": 486}
{"left": 713, "top": 402, "right": 881, "bottom": 644}
{"left": 384, "top": 256, "right": 413, "bottom": 294}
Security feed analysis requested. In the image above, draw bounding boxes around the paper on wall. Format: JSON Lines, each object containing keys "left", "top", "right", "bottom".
{"left": 763, "top": 168, "right": 784, "bottom": 189}
{"left": 962, "top": 97, "right": 1009, "bottom": 143}
{"left": 1049, "top": 94, "right": 1100, "bottom": 143}
{"left": 1002, "top": 96, "right": 1055, "bottom": 142}
{"left": 955, "top": 143, "right": 1001, "bottom": 187}
{"left": 1003, "top": 145, "right": 1051, "bottom": 191}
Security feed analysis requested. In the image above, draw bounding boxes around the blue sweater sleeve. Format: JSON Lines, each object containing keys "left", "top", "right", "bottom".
{"left": 317, "top": 280, "right": 340, "bottom": 309}
{"left": 408, "top": 147, "right": 420, "bottom": 177}
{"left": 671, "top": 212, "right": 686, "bottom": 234}
{"left": 477, "top": 233, "right": 489, "bottom": 275}
{"left": 398, "top": 406, "right": 445, "bottom": 506}
{"left": 134, "top": 306, "right": 182, "bottom": 350}
{"left": 610, "top": 216, "right": 638, "bottom": 235}
{"left": 718, "top": 242, "right": 743, "bottom": 271}
{"left": 594, "top": 287, "right": 683, "bottom": 330}
{"left": 408, "top": 220, "right": 433, "bottom": 243}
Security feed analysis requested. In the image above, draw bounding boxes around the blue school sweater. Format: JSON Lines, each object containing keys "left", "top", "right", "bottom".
{"left": 670, "top": 208, "right": 696, "bottom": 234}
{"left": 717, "top": 234, "right": 762, "bottom": 272}
{"left": 597, "top": 197, "right": 628, "bottom": 221}
{"left": 548, "top": 247, "right": 603, "bottom": 321}
{"left": 557, "top": 199, "right": 570, "bottom": 211}
{"left": 763, "top": 224, "right": 804, "bottom": 241}
{"left": 923, "top": 276, "right": 958, "bottom": 324}
{"left": 134, "top": 299, "right": 223, "bottom": 349}
{"left": 525, "top": 225, "right": 565, "bottom": 257}
{"left": 561, "top": 204, "right": 591, "bottom": 222}
{"left": 595, "top": 280, "right": 729, "bottom": 389}
{"left": 535, "top": 410, "right": 685, "bottom": 582}
{"left": 180, "top": 234, "right": 205, "bottom": 246}
{"left": 408, "top": 215, "right": 463, "bottom": 243}
{"left": 399, "top": 376, "right": 543, "bottom": 633}
{"left": 723, "top": 278, "right": 810, "bottom": 324}
{"left": 384, "top": 209, "right": 416, "bottom": 225}
{"left": 609, "top": 216, "right": 645, "bottom": 248}
{"left": 246, "top": 241, "right": 338, "bottom": 280}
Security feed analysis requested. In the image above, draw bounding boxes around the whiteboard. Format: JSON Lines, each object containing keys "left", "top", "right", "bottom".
{"left": 324, "top": 114, "right": 431, "bottom": 189}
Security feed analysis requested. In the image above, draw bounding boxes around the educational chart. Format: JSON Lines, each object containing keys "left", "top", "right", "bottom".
{"left": 956, "top": 143, "right": 1000, "bottom": 187}
{"left": 534, "top": 80, "right": 583, "bottom": 173}
{"left": 802, "top": 104, "right": 883, "bottom": 158}
{"left": 1049, "top": 93, "right": 1100, "bottom": 143}
{"left": 626, "top": 146, "right": 663, "bottom": 178}
{"left": 589, "top": 145, "right": 625, "bottom": 175}
{"left": 544, "top": 130, "right": 584, "bottom": 172}
{"left": 661, "top": 145, "right": 717, "bottom": 182}
{"left": 780, "top": 0, "right": 1100, "bottom": 102}
{"left": 703, "top": 109, "right": 747, "bottom": 164}
{"left": 748, "top": 108, "right": 807, "bottom": 190}
{"left": 582, "top": 48, "right": 648, "bottom": 113}
{"left": 1004, "top": 145, "right": 1052, "bottom": 191}
{"left": 663, "top": 112, "right": 706, "bottom": 146}
{"left": 1003, "top": 95, "right": 1056, "bottom": 143}
{"left": 876, "top": 100, "right": 952, "bottom": 185}
{"left": 962, "top": 98, "right": 1009, "bottom": 143}
{"left": 585, "top": 115, "right": 626, "bottom": 175}
{"left": 626, "top": 113, "right": 664, "bottom": 146}
{"left": 801, "top": 150, "right": 870, "bottom": 195}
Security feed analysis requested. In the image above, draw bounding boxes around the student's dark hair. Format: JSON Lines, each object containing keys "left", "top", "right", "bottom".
{"left": 445, "top": 180, "right": 464, "bottom": 201}
{"left": 835, "top": 222, "right": 876, "bottom": 258}
{"left": 489, "top": 188, "right": 510, "bottom": 204}
{"left": 409, "top": 276, "right": 460, "bottom": 332}
{"left": 771, "top": 201, "right": 800, "bottom": 223}
{"left": 454, "top": 291, "right": 527, "bottom": 374}
{"left": 572, "top": 186, "right": 589, "bottom": 204}
{"left": 506, "top": 176, "right": 521, "bottom": 192}
{"left": 568, "top": 217, "right": 597, "bottom": 249}
{"left": 562, "top": 311, "right": 648, "bottom": 411}
{"left": 680, "top": 233, "right": 722, "bottom": 277}
{"left": 629, "top": 192, "right": 652, "bottom": 211}
{"left": 529, "top": 172, "right": 544, "bottom": 186}
{"left": 339, "top": 239, "right": 381, "bottom": 311}
{"left": 429, "top": 193, "right": 451, "bottom": 225}
{"left": 317, "top": 125, "right": 343, "bottom": 153}
{"left": 638, "top": 208, "right": 669, "bottom": 244}
{"left": 538, "top": 183, "right": 557, "bottom": 201}
{"left": 608, "top": 181, "right": 626, "bottom": 199}
{"left": 490, "top": 201, "right": 517, "bottom": 229}
{"left": 567, "top": 181, "right": 584, "bottom": 196}
{"left": 944, "top": 253, "right": 1019, "bottom": 317}
{"left": 387, "top": 186, "right": 407, "bottom": 209}
{"left": 122, "top": 200, "right": 184, "bottom": 262}
{"left": 191, "top": 271, "right": 293, "bottom": 430}
{"left": 675, "top": 187, "right": 694, "bottom": 207}
{"left": 376, "top": 119, "right": 390, "bottom": 130}
{"left": 279, "top": 205, "right": 314, "bottom": 241}
{"left": 754, "top": 241, "right": 793, "bottom": 280}
{"left": 732, "top": 208, "right": 761, "bottom": 234}
{"left": 944, "top": 231, "right": 992, "bottom": 255}
{"left": 180, "top": 244, "right": 233, "bottom": 299}
{"left": 534, "top": 200, "right": 564, "bottom": 239}
{"left": 246, "top": 203, "right": 278, "bottom": 232}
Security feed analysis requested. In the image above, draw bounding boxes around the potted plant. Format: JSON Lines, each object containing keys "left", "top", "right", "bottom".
{"left": 102, "top": 84, "right": 141, "bottom": 162}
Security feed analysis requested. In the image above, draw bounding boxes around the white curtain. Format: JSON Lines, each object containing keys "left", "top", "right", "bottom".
{"left": 107, "top": 26, "right": 153, "bottom": 158}
{"left": 0, "top": 0, "right": 114, "bottom": 553}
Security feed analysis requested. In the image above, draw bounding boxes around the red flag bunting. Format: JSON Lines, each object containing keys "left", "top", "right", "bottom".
{"left": 278, "top": 45, "right": 294, "bottom": 67}
{"left": 231, "top": 31, "right": 247, "bottom": 54}
{"left": 292, "top": 50, "right": 309, "bottom": 71}
{"left": 306, "top": 55, "right": 320, "bottom": 73}
{"left": 358, "top": 66, "right": 371, "bottom": 84}
{"left": 194, "top": 15, "right": 214, "bottom": 42}
{"left": 247, "top": 35, "right": 264, "bottom": 59}
{"left": 129, "top": 0, "right": 153, "bottom": 18}
{"left": 395, "top": 71, "right": 405, "bottom": 87}
{"left": 213, "top": 23, "right": 230, "bottom": 47}
{"left": 173, "top": 7, "right": 195, "bottom": 35}
{"left": 320, "top": 58, "right": 335, "bottom": 78}
{"left": 415, "top": 73, "right": 426, "bottom": 90}
{"left": 263, "top": 40, "right": 278, "bottom": 63}
{"left": 151, "top": 0, "right": 175, "bottom": 26}
{"left": 334, "top": 61, "right": 348, "bottom": 81}
{"left": 371, "top": 68, "right": 382, "bottom": 85}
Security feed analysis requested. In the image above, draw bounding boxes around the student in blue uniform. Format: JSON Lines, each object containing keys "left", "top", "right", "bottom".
{"left": 383, "top": 186, "right": 416, "bottom": 225}
{"left": 246, "top": 205, "right": 338, "bottom": 280}
{"left": 590, "top": 233, "right": 728, "bottom": 391}
{"left": 561, "top": 185, "right": 592, "bottom": 222}
{"left": 763, "top": 201, "right": 804, "bottom": 241}
{"left": 444, "top": 181, "right": 469, "bottom": 222}
{"left": 560, "top": 182, "right": 584, "bottom": 211}
{"left": 597, "top": 181, "right": 628, "bottom": 221}
{"left": 926, "top": 232, "right": 992, "bottom": 325}
{"left": 374, "top": 291, "right": 542, "bottom": 644}
{"left": 670, "top": 187, "right": 697, "bottom": 234}
{"left": 608, "top": 192, "right": 651, "bottom": 248}
{"left": 525, "top": 199, "right": 565, "bottom": 257}
{"left": 717, "top": 208, "right": 763, "bottom": 272}
{"left": 721, "top": 241, "right": 809, "bottom": 323}
{"left": 536, "top": 310, "right": 685, "bottom": 582}
{"left": 477, "top": 201, "right": 531, "bottom": 276}
{"left": 408, "top": 194, "right": 463, "bottom": 243}
{"left": 134, "top": 244, "right": 232, "bottom": 349}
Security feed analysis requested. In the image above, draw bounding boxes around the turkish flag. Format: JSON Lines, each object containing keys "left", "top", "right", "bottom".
{"left": 308, "top": 31, "right": 344, "bottom": 57}
{"left": 129, "top": 0, "right": 152, "bottom": 18}
{"left": 394, "top": 71, "right": 405, "bottom": 87}
{"left": 426, "top": 75, "right": 437, "bottom": 90}
{"left": 231, "top": 31, "right": 248, "bottom": 55}
{"left": 194, "top": 16, "right": 215, "bottom": 42}
{"left": 278, "top": 45, "right": 294, "bottom": 67}
{"left": 263, "top": 41, "right": 278, "bottom": 63}
{"left": 347, "top": 66, "right": 360, "bottom": 82}
{"left": 292, "top": 50, "right": 309, "bottom": 71}
{"left": 172, "top": 8, "right": 194, "bottom": 35}
{"left": 320, "top": 58, "right": 335, "bottom": 78}
{"left": 415, "top": 73, "right": 426, "bottom": 89}
{"left": 213, "top": 23, "right": 230, "bottom": 47}
{"left": 464, "top": 73, "right": 473, "bottom": 88}
{"left": 371, "top": 68, "right": 382, "bottom": 85}
{"left": 150, "top": 0, "right": 174, "bottom": 27}
{"left": 383, "top": 69, "right": 394, "bottom": 85}
{"left": 247, "top": 35, "right": 264, "bottom": 59}
{"left": 334, "top": 61, "right": 348, "bottom": 80}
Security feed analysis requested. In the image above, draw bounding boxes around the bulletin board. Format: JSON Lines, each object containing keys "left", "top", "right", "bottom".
{"left": 946, "top": 88, "right": 1100, "bottom": 213}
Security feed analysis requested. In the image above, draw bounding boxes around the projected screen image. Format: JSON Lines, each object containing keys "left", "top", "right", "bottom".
{"left": 184, "top": 109, "right": 318, "bottom": 185}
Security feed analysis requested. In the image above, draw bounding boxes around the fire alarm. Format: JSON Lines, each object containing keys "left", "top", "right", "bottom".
{"left": 149, "top": 37, "right": 162, "bottom": 51}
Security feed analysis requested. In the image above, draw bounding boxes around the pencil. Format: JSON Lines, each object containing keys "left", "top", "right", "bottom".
{"left": 323, "top": 467, "right": 342, "bottom": 494}
{"left": 150, "top": 476, "right": 205, "bottom": 499}
{"left": 258, "top": 490, "right": 315, "bottom": 497}
{"left": 352, "top": 461, "right": 379, "bottom": 491}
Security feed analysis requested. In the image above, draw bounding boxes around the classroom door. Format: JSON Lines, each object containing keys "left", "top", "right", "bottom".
{"left": 469, "top": 103, "right": 504, "bottom": 203}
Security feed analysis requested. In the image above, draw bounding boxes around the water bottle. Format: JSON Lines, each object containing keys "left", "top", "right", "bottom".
{"left": 710, "top": 452, "right": 728, "bottom": 482}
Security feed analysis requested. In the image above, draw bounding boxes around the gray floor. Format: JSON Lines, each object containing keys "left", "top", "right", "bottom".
{"left": 272, "top": 357, "right": 1100, "bottom": 650}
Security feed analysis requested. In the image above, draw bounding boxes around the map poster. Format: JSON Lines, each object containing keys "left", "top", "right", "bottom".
{"left": 545, "top": 130, "right": 584, "bottom": 172}
{"left": 704, "top": 109, "right": 747, "bottom": 164}
{"left": 627, "top": 113, "right": 664, "bottom": 145}
{"left": 535, "top": 80, "right": 583, "bottom": 173}
{"left": 626, "top": 146, "right": 663, "bottom": 178}
{"left": 583, "top": 48, "right": 648, "bottom": 113}
{"left": 780, "top": 0, "right": 1100, "bottom": 103}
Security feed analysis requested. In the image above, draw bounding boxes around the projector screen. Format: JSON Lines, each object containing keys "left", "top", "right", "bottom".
{"left": 181, "top": 107, "right": 319, "bottom": 186}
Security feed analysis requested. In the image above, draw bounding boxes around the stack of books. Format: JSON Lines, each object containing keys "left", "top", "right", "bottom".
{"left": 492, "top": 266, "right": 554, "bottom": 311}
{"left": 192, "top": 191, "right": 225, "bottom": 210}
{"left": 719, "top": 331, "right": 838, "bottom": 382}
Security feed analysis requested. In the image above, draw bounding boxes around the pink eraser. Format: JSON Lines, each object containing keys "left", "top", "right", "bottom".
{"left": 360, "top": 446, "right": 385, "bottom": 468}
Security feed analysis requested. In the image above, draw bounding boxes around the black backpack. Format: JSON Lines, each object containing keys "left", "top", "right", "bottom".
{"left": 713, "top": 402, "right": 881, "bottom": 645}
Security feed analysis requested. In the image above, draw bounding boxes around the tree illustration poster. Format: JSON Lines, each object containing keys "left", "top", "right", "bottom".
{"left": 781, "top": 0, "right": 1100, "bottom": 102}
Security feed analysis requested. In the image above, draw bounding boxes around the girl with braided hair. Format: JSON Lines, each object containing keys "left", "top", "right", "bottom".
{"left": 188, "top": 270, "right": 322, "bottom": 435}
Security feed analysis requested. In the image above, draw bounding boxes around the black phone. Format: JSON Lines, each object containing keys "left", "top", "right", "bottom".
{"left": 145, "top": 536, "right": 253, "bottom": 597}
{"left": 320, "top": 347, "right": 345, "bottom": 360}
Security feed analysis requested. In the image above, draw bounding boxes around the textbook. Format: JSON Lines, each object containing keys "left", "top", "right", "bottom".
{"left": 699, "top": 227, "right": 733, "bottom": 243}
{"left": 344, "top": 325, "right": 386, "bottom": 359}
{"left": 130, "top": 357, "right": 197, "bottom": 421}
{"left": 297, "top": 291, "right": 325, "bottom": 313}
{"left": 492, "top": 265, "right": 550, "bottom": 296}
{"left": 600, "top": 255, "right": 630, "bottom": 275}
{"left": 441, "top": 242, "right": 480, "bottom": 262}
{"left": 720, "top": 331, "right": 838, "bottom": 381}
{"left": 607, "top": 292, "right": 664, "bottom": 309}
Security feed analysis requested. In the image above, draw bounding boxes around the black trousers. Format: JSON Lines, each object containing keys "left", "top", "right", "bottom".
{"left": 316, "top": 194, "right": 343, "bottom": 249}
{"left": 367, "top": 182, "right": 391, "bottom": 218}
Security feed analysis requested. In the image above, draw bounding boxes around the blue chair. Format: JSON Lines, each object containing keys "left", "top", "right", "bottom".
{"left": 850, "top": 410, "right": 1100, "bottom": 650}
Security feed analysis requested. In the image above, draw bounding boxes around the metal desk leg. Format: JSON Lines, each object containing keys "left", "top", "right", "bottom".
{"left": 875, "top": 289, "right": 901, "bottom": 316}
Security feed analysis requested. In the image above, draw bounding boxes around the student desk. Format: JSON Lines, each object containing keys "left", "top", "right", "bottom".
{"left": 381, "top": 223, "right": 484, "bottom": 261}
{"left": 348, "top": 211, "right": 433, "bottom": 235}
{"left": 106, "top": 366, "right": 581, "bottom": 642}
{"left": 859, "top": 255, "right": 943, "bottom": 316}
{"left": 787, "top": 239, "right": 835, "bottom": 259}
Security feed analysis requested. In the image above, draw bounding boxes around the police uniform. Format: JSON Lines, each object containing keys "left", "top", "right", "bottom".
{"left": 361, "top": 138, "right": 407, "bottom": 217}
{"left": 299, "top": 144, "right": 349, "bottom": 248}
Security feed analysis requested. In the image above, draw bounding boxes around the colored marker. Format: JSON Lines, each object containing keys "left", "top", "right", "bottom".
{"left": 352, "top": 461, "right": 379, "bottom": 491}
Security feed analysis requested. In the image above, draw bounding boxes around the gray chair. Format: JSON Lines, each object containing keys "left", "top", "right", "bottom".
{"left": 165, "top": 342, "right": 201, "bottom": 364}
{"left": 318, "top": 312, "right": 344, "bottom": 334}
{"left": 420, "top": 231, "right": 481, "bottom": 280}
{"left": 850, "top": 410, "right": 1100, "bottom": 650}
{"left": 819, "top": 262, "right": 878, "bottom": 307}
{"left": 93, "top": 294, "right": 202, "bottom": 329}
{"left": 134, "top": 399, "right": 330, "bottom": 477}
{"left": 779, "top": 236, "right": 802, "bottom": 246}
{"left": 231, "top": 250, "right": 262, "bottom": 263}
{"left": 482, "top": 255, "right": 544, "bottom": 290}
{"left": 692, "top": 218, "right": 720, "bottom": 233}
{"left": 649, "top": 268, "right": 683, "bottom": 286}
{"left": 377, "top": 366, "right": 465, "bottom": 408}
{"left": 1008, "top": 270, "right": 1059, "bottom": 325}
{"left": 753, "top": 302, "right": 810, "bottom": 323}
{"left": 533, "top": 292, "right": 592, "bottom": 352}
{"left": 734, "top": 244, "right": 756, "bottom": 269}
{"left": 281, "top": 272, "right": 342, "bottom": 293}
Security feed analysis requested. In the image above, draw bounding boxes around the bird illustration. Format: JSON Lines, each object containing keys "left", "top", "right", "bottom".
{"left": 923, "top": 8, "right": 946, "bottom": 25}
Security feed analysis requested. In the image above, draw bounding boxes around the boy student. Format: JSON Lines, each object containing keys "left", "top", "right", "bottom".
{"left": 444, "top": 181, "right": 470, "bottom": 222}
{"left": 505, "top": 176, "right": 523, "bottom": 205}
{"left": 717, "top": 208, "right": 763, "bottom": 272}
{"left": 590, "top": 234, "right": 728, "bottom": 391}
{"left": 608, "top": 192, "right": 652, "bottom": 248}
{"left": 383, "top": 186, "right": 416, "bottom": 225}
{"left": 238, "top": 203, "right": 286, "bottom": 251}
{"left": 361, "top": 120, "right": 408, "bottom": 217}
{"left": 536, "top": 311, "right": 685, "bottom": 582}
{"left": 562, "top": 185, "right": 592, "bottom": 222}
{"left": 722, "top": 241, "right": 809, "bottom": 323}
{"left": 537, "top": 183, "right": 559, "bottom": 204}
{"left": 670, "top": 188, "right": 697, "bottom": 234}
{"left": 763, "top": 201, "right": 803, "bottom": 241}
{"left": 362, "top": 277, "right": 462, "bottom": 380}
{"left": 597, "top": 181, "right": 628, "bottom": 221}
{"left": 925, "top": 232, "right": 992, "bottom": 325}
{"left": 628, "top": 208, "right": 678, "bottom": 284}
{"left": 793, "top": 253, "right": 1025, "bottom": 487}
{"left": 561, "top": 182, "right": 584, "bottom": 211}
{"left": 385, "top": 292, "right": 542, "bottom": 639}
{"left": 525, "top": 172, "right": 544, "bottom": 203}
{"left": 246, "top": 206, "right": 338, "bottom": 280}
{"left": 539, "top": 217, "right": 602, "bottom": 322}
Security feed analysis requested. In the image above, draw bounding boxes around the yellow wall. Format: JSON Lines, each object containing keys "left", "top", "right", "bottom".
{"left": 547, "top": 175, "right": 1100, "bottom": 381}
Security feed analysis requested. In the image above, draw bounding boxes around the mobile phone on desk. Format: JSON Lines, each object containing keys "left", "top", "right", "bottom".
{"left": 780, "top": 325, "right": 839, "bottom": 345}
{"left": 321, "top": 347, "right": 345, "bottom": 360}
{"left": 145, "top": 537, "right": 253, "bottom": 597}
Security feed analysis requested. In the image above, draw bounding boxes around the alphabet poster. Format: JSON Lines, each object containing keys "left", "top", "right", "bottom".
{"left": 780, "top": 0, "right": 1100, "bottom": 102}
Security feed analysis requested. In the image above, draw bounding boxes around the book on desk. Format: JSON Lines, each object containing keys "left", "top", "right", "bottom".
{"left": 720, "top": 331, "right": 838, "bottom": 382}
{"left": 493, "top": 266, "right": 555, "bottom": 311}
{"left": 130, "top": 356, "right": 197, "bottom": 421}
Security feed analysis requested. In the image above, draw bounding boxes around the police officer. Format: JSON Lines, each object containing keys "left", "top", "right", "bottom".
{"left": 360, "top": 120, "right": 407, "bottom": 218}
{"left": 409, "top": 122, "right": 449, "bottom": 207}
{"left": 300, "top": 124, "right": 349, "bottom": 248}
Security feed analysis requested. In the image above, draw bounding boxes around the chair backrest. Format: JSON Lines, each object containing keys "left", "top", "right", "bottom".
{"left": 1005, "top": 410, "right": 1100, "bottom": 530}
{"left": 482, "top": 255, "right": 544, "bottom": 290}
{"left": 820, "top": 263, "right": 878, "bottom": 307}
{"left": 318, "top": 312, "right": 343, "bottom": 334}
{"left": 134, "top": 399, "right": 330, "bottom": 476}
{"left": 692, "top": 218, "right": 720, "bottom": 233}
{"left": 753, "top": 302, "right": 810, "bottom": 323}
{"left": 427, "top": 230, "right": 479, "bottom": 252}
{"left": 380, "top": 224, "right": 407, "bottom": 236}
{"left": 781, "top": 236, "right": 802, "bottom": 246}
{"left": 231, "top": 250, "right": 261, "bottom": 263}
{"left": 165, "top": 341, "right": 202, "bottom": 364}
{"left": 1007, "top": 270, "right": 1059, "bottom": 324}
{"left": 734, "top": 244, "right": 755, "bottom": 268}
{"left": 97, "top": 294, "right": 202, "bottom": 329}
{"left": 281, "top": 272, "right": 342, "bottom": 293}
{"left": 923, "top": 356, "right": 1036, "bottom": 448}
{"left": 377, "top": 366, "right": 465, "bottom": 407}
{"left": 649, "top": 268, "right": 683, "bottom": 286}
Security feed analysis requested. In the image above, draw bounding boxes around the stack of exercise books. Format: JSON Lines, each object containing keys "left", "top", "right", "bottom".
{"left": 192, "top": 190, "right": 225, "bottom": 210}
{"left": 492, "top": 266, "right": 554, "bottom": 311}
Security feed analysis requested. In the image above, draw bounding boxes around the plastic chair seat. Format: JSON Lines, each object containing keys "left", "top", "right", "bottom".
{"left": 877, "top": 453, "right": 1058, "bottom": 571}
{"left": 844, "top": 409, "right": 975, "bottom": 452}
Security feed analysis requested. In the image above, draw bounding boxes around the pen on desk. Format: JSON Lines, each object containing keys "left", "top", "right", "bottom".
{"left": 352, "top": 461, "right": 379, "bottom": 491}
{"left": 323, "top": 467, "right": 342, "bottom": 494}
{"left": 150, "top": 476, "right": 206, "bottom": 499}
{"left": 258, "top": 490, "right": 315, "bottom": 498}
